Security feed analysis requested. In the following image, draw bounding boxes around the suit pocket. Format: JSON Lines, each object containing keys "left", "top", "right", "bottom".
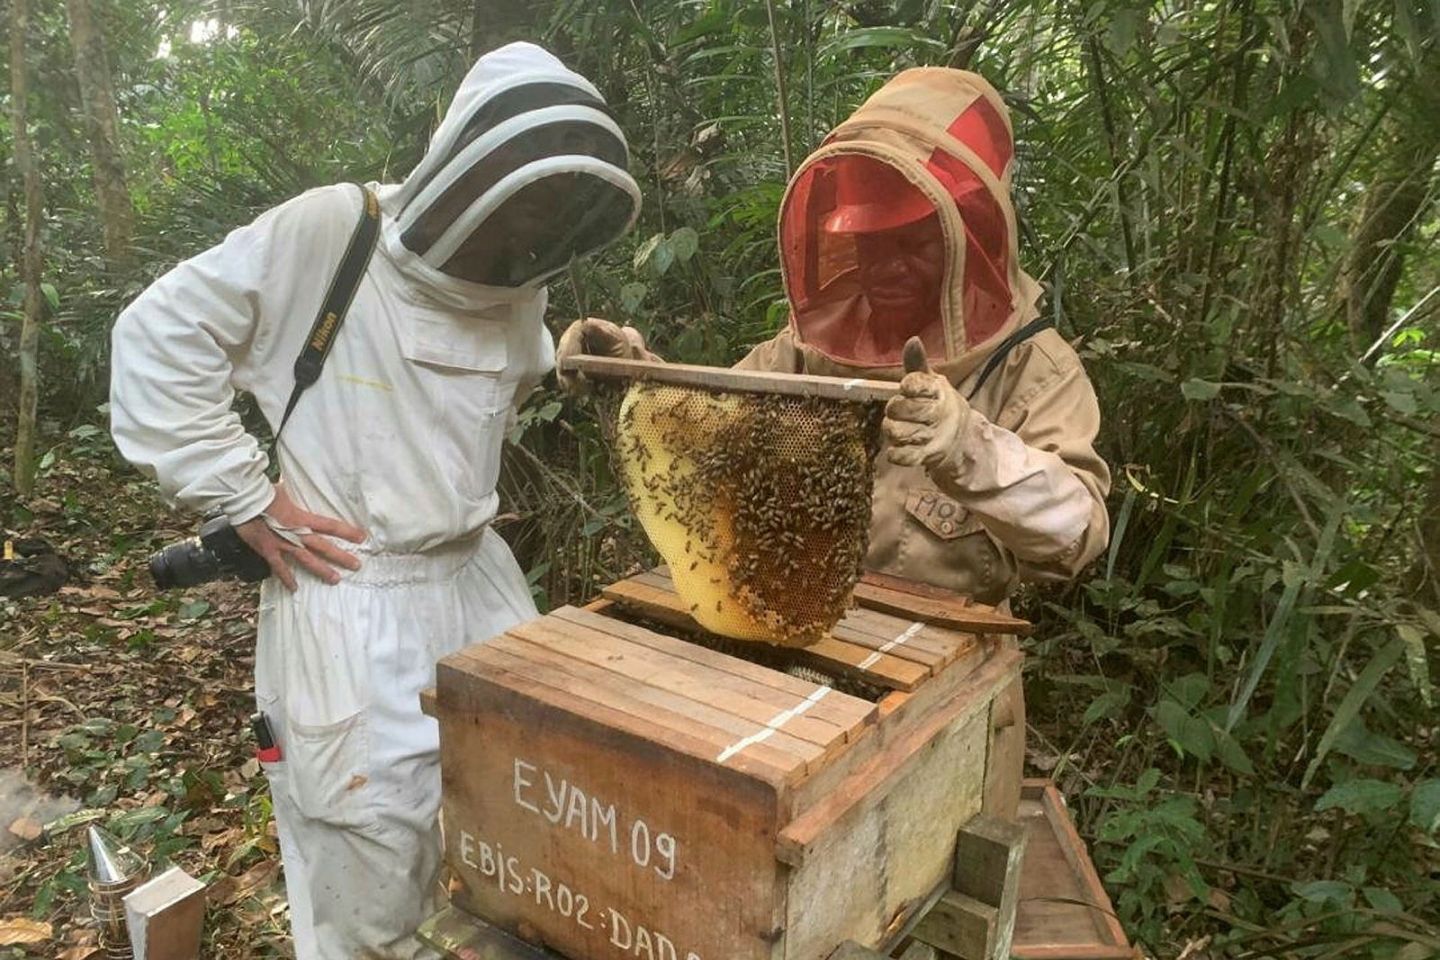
{"left": 286, "top": 710, "right": 376, "bottom": 831}
{"left": 901, "top": 486, "right": 1008, "bottom": 599}
{"left": 402, "top": 324, "right": 517, "bottom": 503}
{"left": 258, "top": 588, "right": 376, "bottom": 831}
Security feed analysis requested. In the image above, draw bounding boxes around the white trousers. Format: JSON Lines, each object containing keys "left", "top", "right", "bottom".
{"left": 255, "top": 529, "right": 537, "bottom": 959}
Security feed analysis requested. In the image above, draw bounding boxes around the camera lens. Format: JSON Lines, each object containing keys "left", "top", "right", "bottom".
{"left": 147, "top": 538, "right": 220, "bottom": 590}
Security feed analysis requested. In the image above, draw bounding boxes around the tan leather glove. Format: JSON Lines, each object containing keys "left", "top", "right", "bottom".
{"left": 884, "top": 336, "right": 1101, "bottom": 567}
{"left": 883, "top": 337, "right": 972, "bottom": 468}
{"left": 556, "top": 317, "right": 657, "bottom": 394}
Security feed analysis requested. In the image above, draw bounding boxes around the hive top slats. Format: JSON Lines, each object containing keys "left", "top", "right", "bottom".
{"left": 486, "top": 634, "right": 824, "bottom": 770}
{"left": 553, "top": 605, "right": 876, "bottom": 736}
{"left": 602, "top": 570, "right": 980, "bottom": 692}
{"left": 601, "top": 576, "right": 925, "bottom": 690}
{"left": 798, "top": 636, "right": 929, "bottom": 691}
{"left": 503, "top": 618, "right": 848, "bottom": 755}
{"left": 453, "top": 636, "right": 806, "bottom": 785}
{"left": 852, "top": 576, "right": 1032, "bottom": 636}
{"left": 444, "top": 606, "right": 882, "bottom": 784}
{"left": 646, "top": 564, "right": 989, "bottom": 660}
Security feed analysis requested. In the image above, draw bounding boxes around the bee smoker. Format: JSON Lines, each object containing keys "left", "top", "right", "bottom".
{"left": 86, "top": 825, "right": 148, "bottom": 958}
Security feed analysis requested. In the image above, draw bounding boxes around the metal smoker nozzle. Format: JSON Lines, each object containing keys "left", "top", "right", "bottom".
{"left": 86, "top": 825, "right": 148, "bottom": 959}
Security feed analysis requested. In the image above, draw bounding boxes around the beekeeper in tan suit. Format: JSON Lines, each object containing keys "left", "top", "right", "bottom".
{"left": 562, "top": 68, "right": 1111, "bottom": 611}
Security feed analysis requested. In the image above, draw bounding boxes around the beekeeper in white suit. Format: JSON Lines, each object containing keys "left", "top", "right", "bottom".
{"left": 110, "top": 42, "right": 641, "bottom": 958}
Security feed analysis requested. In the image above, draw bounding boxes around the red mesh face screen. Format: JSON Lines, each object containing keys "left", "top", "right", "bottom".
{"left": 925, "top": 149, "right": 1013, "bottom": 347}
{"left": 935, "top": 95, "right": 1016, "bottom": 347}
{"left": 782, "top": 97, "right": 1018, "bottom": 365}
{"left": 947, "top": 95, "right": 1012, "bottom": 178}
{"left": 780, "top": 154, "right": 948, "bottom": 367}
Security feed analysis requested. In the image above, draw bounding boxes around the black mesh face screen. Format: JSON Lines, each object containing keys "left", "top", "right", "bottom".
{"left": 439, "top": 173, "right": 636, "bottom": 286}
{"left": 403, "top": 81, "right": 615, "bottom": 205}
{"left": 400, "top": 119, "right": 628, "bottom": 259}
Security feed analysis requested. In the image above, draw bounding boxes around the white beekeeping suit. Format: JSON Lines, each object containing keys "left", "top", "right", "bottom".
{"left": 109, "top": 42, "right": 640, "bottom": 959}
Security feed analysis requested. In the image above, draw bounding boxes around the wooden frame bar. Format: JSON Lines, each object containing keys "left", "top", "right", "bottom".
{"left": 560, "top": 354, "right": 901, "bottom": 404}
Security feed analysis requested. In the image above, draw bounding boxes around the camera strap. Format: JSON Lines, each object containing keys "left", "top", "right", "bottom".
{"left": 966, "top": 314, "right": 1055, "bottom": 400}
{"left": 271, "top": 184, "right": 382, "bottom": 456}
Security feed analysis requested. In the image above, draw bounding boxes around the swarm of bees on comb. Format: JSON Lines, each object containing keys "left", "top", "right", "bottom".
{"left": 608, "top": 381, "right": 883, "bottom": 647}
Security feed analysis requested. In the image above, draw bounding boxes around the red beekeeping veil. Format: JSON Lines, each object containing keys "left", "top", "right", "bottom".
{"left": 778, "top": 68, "right": 1042, "bottom": 376}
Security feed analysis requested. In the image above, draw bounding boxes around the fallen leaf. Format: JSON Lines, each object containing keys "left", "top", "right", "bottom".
{"left": 213, "top": 859, "right": 280, "bottom": 905}
{"left": 1163, "top": 872, "right": 1194, "bottom": 908}
{"left": 207, "top": 876, "right": 237, "bottom": 905}
{"left": 58, "top": 946, "right": 101, "bottom": 960}
{"left": 202, "top": 827, "right": 242, "bottom": 853}
{"left": 7, "top": 817, "right": 42, "bottom": 842}
{"left": 0, "top": 917, "right": 52, "bottom": 945}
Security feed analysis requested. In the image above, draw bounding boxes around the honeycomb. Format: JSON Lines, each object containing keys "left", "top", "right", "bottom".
{"left": 611, "top": 381, "right": 882, "bottom": 647}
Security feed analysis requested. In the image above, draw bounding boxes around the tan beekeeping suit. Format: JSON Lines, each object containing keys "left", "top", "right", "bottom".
{"left": 736, "top": 68, "right": 1110, "bottom": 605}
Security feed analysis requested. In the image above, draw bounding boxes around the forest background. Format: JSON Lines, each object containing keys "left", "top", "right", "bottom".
{"left": 1, "top": 0, "right": 1437, "bottom": 957}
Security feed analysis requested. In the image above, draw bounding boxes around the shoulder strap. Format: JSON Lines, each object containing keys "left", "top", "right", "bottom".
{"left": 966, "top": 314, "right": 1055, "bottom": 401}
{"left": 271, "top": 184, "right": 381, "bottom": 453}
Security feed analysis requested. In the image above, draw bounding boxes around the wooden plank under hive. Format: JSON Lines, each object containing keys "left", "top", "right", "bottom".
{"left": 428, "top": 568, "right": 1025, "bottom": 960}
{"left": 1010, "top": 782, "right": 1132, "bottom": 960}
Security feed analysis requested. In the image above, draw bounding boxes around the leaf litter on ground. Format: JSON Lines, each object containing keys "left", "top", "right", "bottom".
{"left": 1, "top": 431, "right": 288, "bottom": 956}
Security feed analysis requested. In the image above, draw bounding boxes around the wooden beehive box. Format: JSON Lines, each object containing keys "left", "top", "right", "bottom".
{"left": 426, "top": 569, "right": 1027, "bottom": 960}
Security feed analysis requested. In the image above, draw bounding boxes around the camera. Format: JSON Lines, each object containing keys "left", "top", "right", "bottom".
{"left": 148, "top": 516, "right": 271, "bottom": 589}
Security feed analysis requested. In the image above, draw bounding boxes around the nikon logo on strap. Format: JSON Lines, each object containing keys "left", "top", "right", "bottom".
{"left": 310, "top": 312, "right": 341, "bottom": 352}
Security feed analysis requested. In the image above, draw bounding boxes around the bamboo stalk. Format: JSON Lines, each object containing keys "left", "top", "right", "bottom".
{"left": 765, "top": 0, "right": 796, "bottom": 176}
{"left": 10, "top": 0, "right": 44, "bottom": 497}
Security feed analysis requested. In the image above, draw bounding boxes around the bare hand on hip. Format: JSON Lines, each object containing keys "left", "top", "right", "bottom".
{"left": 884, "top": 337, "right": 972, "bottom": 468}
{"left": 555, "top": 317, "right": 654, "bottom": 394}
{"left": 235, "top": 482, "right": 367, "bottom": 590}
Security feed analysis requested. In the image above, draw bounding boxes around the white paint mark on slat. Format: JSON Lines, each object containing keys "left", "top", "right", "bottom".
{"left": 856, "top": 621, "right": 924, "bottom": 670}
{"left": 841, "top": 378, "right": 863, "bottom": 390}
{"left": 716, "top": 686, "right": 833, "bottom": 764}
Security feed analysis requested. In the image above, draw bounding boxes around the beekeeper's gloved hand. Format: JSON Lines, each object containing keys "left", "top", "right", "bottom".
{"left": 556, "top": 317, "right": 659, "bottom": 394}
{"left": 883, "top": 336, "right": 972, "bottom": 468}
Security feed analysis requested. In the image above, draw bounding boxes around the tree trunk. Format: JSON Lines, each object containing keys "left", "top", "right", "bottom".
{"left": 66, "top": 0, "right": 135, "bottom": 268}
{"left": 468, "top": 0, "right": 533, "bottom": 57}
{"left": 1413, "top": 440, "right": 1440, "bottom": 605}
{"left": 1338, "top": 78, "right": 1440, "bottom": 355}
{"left": 10, "top": 0, "right": 44, "bottom": 496}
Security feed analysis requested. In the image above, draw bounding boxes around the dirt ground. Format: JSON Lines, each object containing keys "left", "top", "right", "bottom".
{"left": 2, "top": 436, "right": 291, "bottom": 958}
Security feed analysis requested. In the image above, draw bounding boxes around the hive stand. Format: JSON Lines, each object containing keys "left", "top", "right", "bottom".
{"left": 420, "top": 569, "right": 1125, "bottom": 960}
